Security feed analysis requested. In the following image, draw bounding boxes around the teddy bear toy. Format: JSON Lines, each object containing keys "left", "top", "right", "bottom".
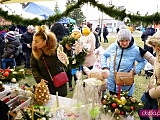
{"left": 70, "top": 28, "right": 82, "bottom": 40}
{"left": 83, "top": 66, "right": 110, "bottom": 86}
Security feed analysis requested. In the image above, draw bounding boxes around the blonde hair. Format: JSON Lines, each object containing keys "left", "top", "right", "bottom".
{"left": 32, "top": 25, "right": 57, "bottom": 60}
{"left": 34, "top": 25, "right": 49, "bottom": 41}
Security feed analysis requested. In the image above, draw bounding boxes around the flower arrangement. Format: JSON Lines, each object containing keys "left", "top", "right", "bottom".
{"left": 0, "top": 68, "right": 25, "bottom": 82}
{"left": 59, "top": 36, "right": 87, "bottom": 69}
{"left": 14, "top": 105, "right": 51, "bottom": 120}
{"left": 0, "top": 68, "right": 11, "bottom": 79}
{"left": 101, "top": 91, "right": 144, "bottom": 120}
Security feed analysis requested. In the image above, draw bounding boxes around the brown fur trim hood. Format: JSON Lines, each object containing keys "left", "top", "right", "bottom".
{"left": 32, "top": 32, "right": 57, "bottom": 60}
{"left": 146, "top": 31, "right": 160, "bottom": 47}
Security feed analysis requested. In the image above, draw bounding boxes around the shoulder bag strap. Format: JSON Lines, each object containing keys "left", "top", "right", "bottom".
{"left": 114, "top": 47, "right": 118, "bottom": 93}
{"left": 113, "top": 47, "right": 117, "bottom": 72}
{"left": 42, "top": 57, "right": 53, "bottom": 81}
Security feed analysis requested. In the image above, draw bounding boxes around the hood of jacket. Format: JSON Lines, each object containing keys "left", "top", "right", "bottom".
{"left": 32, "top": 32, "right": 57, "bottom": 60}
{"left": 51, "top": 23, "right": 65, "bottom": 36}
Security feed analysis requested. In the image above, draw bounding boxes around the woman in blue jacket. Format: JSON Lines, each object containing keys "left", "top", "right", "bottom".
{"left": 101, "top": 27, "right": 146, "bottom": 96}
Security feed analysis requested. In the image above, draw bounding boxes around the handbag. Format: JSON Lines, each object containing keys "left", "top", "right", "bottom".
{"left": 114, "top": 70, "right": 134, "bottom": 86}
{"left": 114, "top": 48, "right": 135, "bottom": 86}
{"left": 42, "top": 57, "right": 68, "bottom": 87}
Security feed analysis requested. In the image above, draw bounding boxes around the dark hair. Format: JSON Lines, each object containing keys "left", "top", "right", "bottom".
{"left": 87, "top": 22, "right": 92, "bottom": 31}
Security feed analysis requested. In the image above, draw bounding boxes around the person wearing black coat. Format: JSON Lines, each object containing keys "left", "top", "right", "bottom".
{"left": 1, "top": 31, "right": 20, "bottom": 69}
{"left": 95, "top": 25, "right": 101, "bottom": 42}
{"left": 0, "top": 36, "right": 3, "bottom": 68}
{"left": 103, "top": 24, "right": 109, "bottom": 43}
{"left": 50, "top": 22, "right": 65, "bottom": 42}
{"left": 141, "top": 26, "right": 155, "bottom": 54}
{"left": 20, "top": 25, "right": 34, "bottom": 68}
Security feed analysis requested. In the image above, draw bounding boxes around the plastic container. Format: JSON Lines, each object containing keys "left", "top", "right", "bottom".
{"left": 7, "top": 95, "right": 31, "bottom": 112}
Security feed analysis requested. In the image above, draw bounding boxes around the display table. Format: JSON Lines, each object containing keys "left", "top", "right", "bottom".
{"left": 0, "top": 84, "right": 134, "bottom": 120}
{"left": 45, "top": 94, "right": 76, "bottom": 108}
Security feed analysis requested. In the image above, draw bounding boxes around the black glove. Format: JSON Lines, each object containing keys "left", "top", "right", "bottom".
{"left": 139, "top": 46, "right": 147, "bottom": 57}
{"left": 145, "top": 91, "right": 154, "bottom": 101}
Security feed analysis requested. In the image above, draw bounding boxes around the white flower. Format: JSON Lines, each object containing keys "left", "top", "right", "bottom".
{"left": 104, "top": 95, "right": 107, "bottom": 99}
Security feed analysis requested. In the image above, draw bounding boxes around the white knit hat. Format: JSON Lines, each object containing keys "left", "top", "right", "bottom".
{"left": 117, "top": 27, "right": 131, "bottom": 42}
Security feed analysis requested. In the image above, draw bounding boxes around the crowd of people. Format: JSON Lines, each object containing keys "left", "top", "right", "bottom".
{"left": 1, "top": 21, "right": 160, "bottom": 119}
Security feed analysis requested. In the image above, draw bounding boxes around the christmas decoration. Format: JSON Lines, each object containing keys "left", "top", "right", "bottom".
{"left": 34, "top": 79, "right": 50, "bottom": 105}
{"left": 0, "top": 81, "right": 5, "bottom": 92}
{"left": 0, "top": 68, "right": 25, "bottom": 82}
{"left": 0, "top": 68, "right": 11, "bottom": 79}
{"left": 70, "top": 28, "right": 82, "bottom": 39}
{"left": 57, "top": 44, "right": 69, "bottom": 66}
{"left": 60, "top": 36, "right": 87, "bottom": 69}
{"left": 14, "top": 105, "right": 50, "bottom": 120}
{"left": 101, "top": 91, "right": 144, "bottom": 119}
{"left": 11, "top": 78, "right": 17, "bottom": 83}
{"left": 0, "top": 0, "right": 160, "bottom": 25}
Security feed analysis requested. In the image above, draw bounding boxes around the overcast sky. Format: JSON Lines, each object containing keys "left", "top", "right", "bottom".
{"left": 36, "top": 0, "right": 160, "bottom": 20}
{"left": 1, "top": 0, "right": 160, "bottom": 20}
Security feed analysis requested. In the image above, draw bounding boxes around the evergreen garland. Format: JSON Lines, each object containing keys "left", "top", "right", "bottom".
{"left": 0, "top": 0, "right": 160, "bottom": 25}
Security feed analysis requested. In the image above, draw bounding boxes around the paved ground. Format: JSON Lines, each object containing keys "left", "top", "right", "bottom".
{"left": 107, "top": 30, "right": 142, "bottom": 38}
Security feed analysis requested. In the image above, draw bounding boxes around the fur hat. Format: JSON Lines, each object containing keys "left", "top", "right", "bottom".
{"left": 117, "top": 27, "right": 131, "bottom": 42}
{"left": 5, "top": 31, "right": 16, "bottom": 41}
{"left": 146, "top": 30, "right": 160, "bottom": 47}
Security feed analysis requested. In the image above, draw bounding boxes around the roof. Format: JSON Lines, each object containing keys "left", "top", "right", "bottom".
{"left": 23, "top": 2, "right": 55, "bottom": 19}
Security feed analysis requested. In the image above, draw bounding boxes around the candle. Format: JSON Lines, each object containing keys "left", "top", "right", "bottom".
{"left": 118, "top": 83, "right": 121, "bottom": 99}
{"left": 31, "top": 105, "right": 34, "bottom": 120}
{"left": 56, "top": 92, "right": 59, "bottom": 108}
{"left": 92, "top": 92, "right": 95, "bottom": 109}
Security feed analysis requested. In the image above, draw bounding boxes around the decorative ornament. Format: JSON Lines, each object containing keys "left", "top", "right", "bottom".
{"left": 15, "top": 105, "right": 50, "bottom": 120}
{"left": 60, "top": 36, "right": 87, "bottom": 69}
{"left": 70, "top": 28, "right": 81, "bottom": 39}
{"left": 115, "top": 108, "right": 120, "bottom": 114}
{"left": 130, "top": 97, "right": 136, "bottom": 103}
{"left": 11, "top": 78, "right": 16, "bottom": 83}
{"left": 57, "top": 44, "right": 69, "bottom": 66}
{"left": 101, "top": 91, "right": 144, "bottom": 119}
{"left": 111, "top": 103, "right": 117, "bottom": 108}
{"left": 34, "top": 79, "right": 50, "bottom": 105}
{"left": 0, "top": 81, "right": 5, "bottom": 92}
{"left": 120, "top": 96, "right": 126, "bottom": 105}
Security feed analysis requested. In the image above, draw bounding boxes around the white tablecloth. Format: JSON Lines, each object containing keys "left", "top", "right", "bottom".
{"left": 45, "top": 95, "right": 76, "bottom": 107}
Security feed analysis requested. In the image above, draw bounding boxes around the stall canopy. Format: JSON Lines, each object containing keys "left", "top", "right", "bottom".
{"left": 59, "top": 17, "right": 76, "bottom": 24}
{"left": 1, "top": 4, "right": 44, "bottom": 20}
{"left": 23, "top": 2, "right": 55, "bottom": 19}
